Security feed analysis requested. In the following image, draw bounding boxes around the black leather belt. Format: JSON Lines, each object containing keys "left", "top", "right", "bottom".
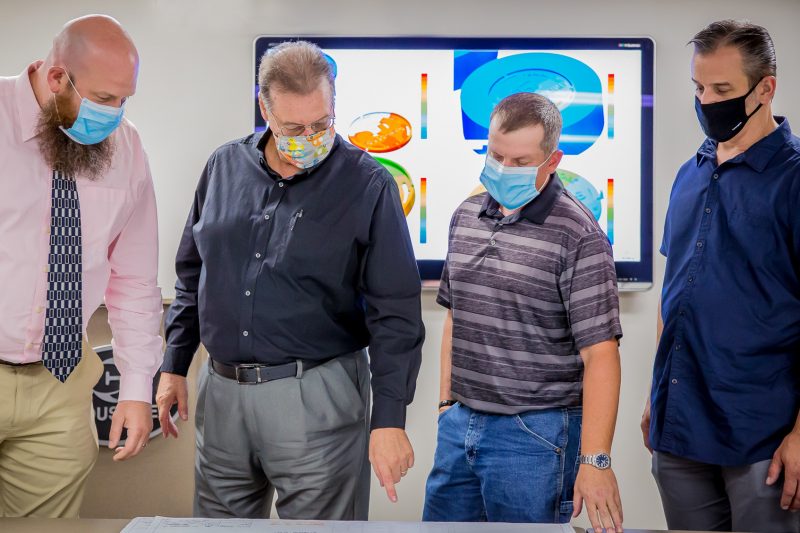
{"left": 0, "top": 359, "right": 43, "bottom": 367}
{"left": 210, "top": 358, "right": 326, "bottom": 384}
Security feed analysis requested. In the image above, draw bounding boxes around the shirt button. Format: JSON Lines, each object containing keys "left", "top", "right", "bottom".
{"left": 696, "top": 241, "right": 704, "bottom": 248}
{"left": 688, "top": 276, "right": 694, "bottom": 283}
{"left": 245, "top": 290, "right": 251, "bottom": 296}
{"left": 242, "top": 331, "right": 249, "bottom": 337}
{"left": 675, "top": 344, "right": 682, "bottom": 351}
{"left": 255, "top": 253, "right": 262, "bottom": 259}
{"left": 671, "top": 378, "right": 678, "bottom": 385}
{"left": 35, "top": 307, "right": 43, "bottom": 314}
{"left": 679, "top": 310, "right": 685, "bottom": 316}
{"left": 278, "top": 182, "right": 285, "bottom": 188}
{"left": 264, "top": 214, "right": 270, "bottom": 220}
{"left": 705, "top": 208, "right": 712, "bottom": 214}
{"left": 713, "top": 173, "right": 720, "bottom": 180}
{"left": 25, "top": 343, "right": 32, "bottom": 349}
{"left": 490, "top": 239, "right": 497, "bottom": 246}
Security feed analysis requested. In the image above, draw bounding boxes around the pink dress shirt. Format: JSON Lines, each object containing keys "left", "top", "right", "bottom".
{"left": 0, "top": 62, "right": 163, "bottom": 402}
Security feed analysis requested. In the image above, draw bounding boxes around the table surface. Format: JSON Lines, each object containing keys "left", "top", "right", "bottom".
{"left": 0, "top": 519, "right": 705, "bottom": 533}
{"left": 0, "top": 519, "right": 131, "bottom": 532}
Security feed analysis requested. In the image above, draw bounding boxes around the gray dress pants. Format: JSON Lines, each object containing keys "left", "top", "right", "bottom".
{"left": 193, "top": 351, "right": 371, "bottom": 520}
{"left": 653, "top": 451, "right": 800, "bottom": 532}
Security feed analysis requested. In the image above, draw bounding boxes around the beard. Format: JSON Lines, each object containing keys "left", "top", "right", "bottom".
{"left": 34, "top": 93, "right": 115, "bottom": 181}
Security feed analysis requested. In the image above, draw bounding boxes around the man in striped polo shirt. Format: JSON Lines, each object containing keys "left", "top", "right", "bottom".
{"left": 423, "top": 93, "right": 624, "bottom": 531}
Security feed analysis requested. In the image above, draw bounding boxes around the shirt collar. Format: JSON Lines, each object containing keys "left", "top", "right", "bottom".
{"left": 15, "top": 61, "right": 44, "bottom": 143}
{"left": 696, "top": 116, "right": 792, "bottom": 172}
{"left": 479, "top": 172, "right": 564, "bottom": 224}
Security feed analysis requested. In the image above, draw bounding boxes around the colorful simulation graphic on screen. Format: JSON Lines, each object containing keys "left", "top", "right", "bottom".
{"left": 254, "top": 38, "right": 654, "bottom": 282}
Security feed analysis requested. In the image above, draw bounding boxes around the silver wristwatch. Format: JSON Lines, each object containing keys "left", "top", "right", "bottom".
{"left": 579, "top": 452, "right": 611, "bottom": 470}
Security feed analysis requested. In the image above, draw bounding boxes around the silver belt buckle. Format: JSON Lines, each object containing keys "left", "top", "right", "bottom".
{"left": 235, "top": 364, "right": 262, "bottom": 384}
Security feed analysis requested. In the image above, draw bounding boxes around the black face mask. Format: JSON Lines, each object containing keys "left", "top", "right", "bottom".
{"left": 694, "top": 82, "right": 763, "bottom": 143}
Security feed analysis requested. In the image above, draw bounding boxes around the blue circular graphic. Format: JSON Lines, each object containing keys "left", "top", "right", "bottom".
{"left": 460, "top": 53, "right": 604, "bottom": 155}
{"left": 557, "top": 169, "right": 603, "bottom": 221}
{"left": 324, "top": 53, "right": 338, "bottom": 78}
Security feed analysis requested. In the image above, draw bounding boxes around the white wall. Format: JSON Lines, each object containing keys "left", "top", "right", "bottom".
{"left": 2, "top": 0, "right": 799, "bottom": 528}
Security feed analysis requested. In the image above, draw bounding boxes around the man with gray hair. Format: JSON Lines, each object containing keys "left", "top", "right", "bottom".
{"left": 423, "top": 92, "right": 624, "bottom": 531}
{"left": 157, "top": 40, "right": 424, "bottom": 520}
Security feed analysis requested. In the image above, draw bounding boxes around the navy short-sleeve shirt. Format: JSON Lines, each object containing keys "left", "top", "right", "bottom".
{"left": 651, "top": 117, "right": 800, "bottom": 466}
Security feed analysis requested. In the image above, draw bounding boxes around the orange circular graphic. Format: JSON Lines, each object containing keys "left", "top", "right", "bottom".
{"left": 349, "top": 112, "right": 413, "bottom": 153}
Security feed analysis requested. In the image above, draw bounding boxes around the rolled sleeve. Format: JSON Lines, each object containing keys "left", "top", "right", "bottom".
{"left": 105, "top": 158, "right": 164, "bottom": 403}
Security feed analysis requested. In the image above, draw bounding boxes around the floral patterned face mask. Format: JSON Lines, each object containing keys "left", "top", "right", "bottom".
{"left": 275, "top": 126, "right": 336, "bottom": 170}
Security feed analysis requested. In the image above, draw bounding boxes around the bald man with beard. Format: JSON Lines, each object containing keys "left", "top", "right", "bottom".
{"left": 0, "top": 15, "right": 163, "bottom": 517}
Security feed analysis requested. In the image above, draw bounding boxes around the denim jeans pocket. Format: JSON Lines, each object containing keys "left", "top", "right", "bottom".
{"left": 437, "top": 402, "right": 459, "bottom": 424}
{"left": 559, "top": 408, "right": 583, "bottom": 523}
{"left": 559, "top": 499, "right": 574, "bottom": 522}
{"left": 514, "top": 408, "right": 568, "bottom": 453}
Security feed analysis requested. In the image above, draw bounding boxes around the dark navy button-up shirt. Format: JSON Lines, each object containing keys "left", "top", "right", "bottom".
{"left": 161, "top": 131, "right": 425, "bottom": 429}
{"left": 651, "top": 117, "right": 800, "bottom": 466}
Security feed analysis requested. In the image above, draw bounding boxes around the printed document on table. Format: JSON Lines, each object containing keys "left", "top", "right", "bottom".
{"left": 124, "top": 516, "right": 575, "bottom": 533}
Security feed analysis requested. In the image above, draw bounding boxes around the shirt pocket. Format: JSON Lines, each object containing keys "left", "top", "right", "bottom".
{"left": 275, "top": 213, "right": 355, "bottom": 281}
{"left": 729, "top": 206, "right": 774, "bottom": 229}
{"left": 78, "top": 186, "right": 129, "bottom": 272}
{"left": 723, "top": 206, "right": 788, "bottom": 273}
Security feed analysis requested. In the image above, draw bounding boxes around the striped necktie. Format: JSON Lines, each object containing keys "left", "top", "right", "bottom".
{"left": 41, "top": 170, "right": 83, "bottom": 382}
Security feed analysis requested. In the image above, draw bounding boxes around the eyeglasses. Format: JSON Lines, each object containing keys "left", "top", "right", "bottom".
{"left": 268, "top": 109, "right": 335, "bottom": 137}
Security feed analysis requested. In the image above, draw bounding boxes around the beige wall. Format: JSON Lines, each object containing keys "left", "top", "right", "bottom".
{"left": 83, "top": 306, "right": 204, "bottom": 519}
{"left": 2, "top": 0, "right": 800, "bottom": 528}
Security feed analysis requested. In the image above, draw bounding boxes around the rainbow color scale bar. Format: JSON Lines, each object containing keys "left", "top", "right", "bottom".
{"left": 420, "top": 177, "right": 427, "bottom": 243}
{"left": 607, "top": 178, "right": 614, "bottom": 245}
{"left": 608, "top": 74, "right": 615, "bottom": 139}
{"left": 421, "top": 74, "right": 428, "bottom": 140}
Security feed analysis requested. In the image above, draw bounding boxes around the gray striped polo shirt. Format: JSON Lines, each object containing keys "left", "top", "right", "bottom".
{"left": 437, "top": 175, "right": 622, "bottom": 414}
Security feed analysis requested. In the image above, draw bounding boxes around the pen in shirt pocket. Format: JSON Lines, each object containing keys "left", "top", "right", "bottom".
{"left": 289, "top": 209, "right": 303, "bottom": 231}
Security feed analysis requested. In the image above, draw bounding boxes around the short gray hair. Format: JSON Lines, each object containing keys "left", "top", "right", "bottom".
{"left": 258, "top": 40, "right": 335, "bottom": 108}
{"left": 490, "top": 92, "right": 562, "bottom": 155}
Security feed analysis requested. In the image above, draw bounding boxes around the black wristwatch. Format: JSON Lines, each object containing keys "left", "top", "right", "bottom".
{"left": 438, "top": 400, "right": 456, "bottom": 409}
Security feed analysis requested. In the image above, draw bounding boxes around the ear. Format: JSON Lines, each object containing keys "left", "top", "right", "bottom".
{"left": 46, "top": 66, "right": 68, "bottom": 95}
{"left": 258, "top": 94, "right": 270, "bottom": 123}
{"left": 757, "top": 76, "right": 777, "bottom": 104}
{"left": 546, "top": 149, "right": 564, "bottom": 174}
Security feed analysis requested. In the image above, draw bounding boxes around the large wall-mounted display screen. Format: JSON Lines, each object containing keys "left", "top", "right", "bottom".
{"left": 254, "top": 37, "right": 654, "bottom": 289}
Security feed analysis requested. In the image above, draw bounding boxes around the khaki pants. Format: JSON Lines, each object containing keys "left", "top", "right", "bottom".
{"left": 0, "top": 340, "right": 103, "bottom": 517}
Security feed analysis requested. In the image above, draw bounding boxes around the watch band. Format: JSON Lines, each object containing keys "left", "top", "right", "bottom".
{"left": 579, "top": 453, "right": 612, "bottom": 469}
{"left": 438, "top": 400, "right": 456, "bottom": 409}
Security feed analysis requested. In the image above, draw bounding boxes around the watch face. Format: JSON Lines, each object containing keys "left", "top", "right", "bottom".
{"left": 596, "top": 453, "right": 611, "bottom": 469}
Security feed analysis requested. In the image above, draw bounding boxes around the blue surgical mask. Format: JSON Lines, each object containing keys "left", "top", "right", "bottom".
{"left": 479, "top": 153, "right": 553, "bottom": 211}
{"left": 58, "top": 75, "right": 125, "bottom": 145}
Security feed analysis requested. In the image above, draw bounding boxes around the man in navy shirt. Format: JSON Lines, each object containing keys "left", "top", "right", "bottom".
{"left": 642, "top": 20, "right": 800, "bottom": 532}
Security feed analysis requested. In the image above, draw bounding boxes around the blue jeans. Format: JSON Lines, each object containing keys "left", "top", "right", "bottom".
{"left": 423, "top": 403, "right": 582, "bottom": 523}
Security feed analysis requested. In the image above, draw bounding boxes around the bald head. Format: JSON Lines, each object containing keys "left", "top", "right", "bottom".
{"left": 43, "top": 15, "right": 138, "bottom": 110}
{"left": 52, "top": 15, "right": 137, "bottom": 75}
